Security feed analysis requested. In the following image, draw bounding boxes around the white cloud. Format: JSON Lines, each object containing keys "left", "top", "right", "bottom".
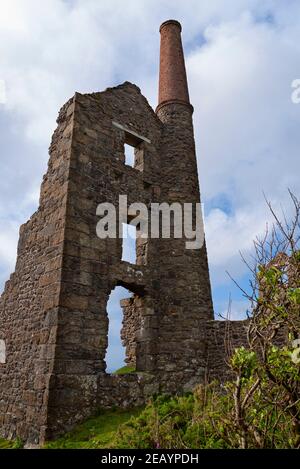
{"left": 205, "top": 206, "right": 269, "bottom": 280}
{"left": 189, "top": 11, "right": 299, "bottom": 204}
{"left": 187, "top": 9, "right": 300, "bottom": 288}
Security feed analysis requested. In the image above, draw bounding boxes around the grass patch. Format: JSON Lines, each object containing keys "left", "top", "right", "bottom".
{"left": 113, "top": 365, "right": 136, "bottom": 375}
{"left": 0, "top": 436, "right": 23, "bottom": 449}
{"left": 44, "top": 407, "right": 143, "bottom": 449}
{"left": 0, "top": 438, "right": 15, "bottom": 449}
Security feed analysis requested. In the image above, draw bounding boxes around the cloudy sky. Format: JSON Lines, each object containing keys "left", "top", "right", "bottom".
{"left": 0, "top": 0, "right": 299, "bottom": 370}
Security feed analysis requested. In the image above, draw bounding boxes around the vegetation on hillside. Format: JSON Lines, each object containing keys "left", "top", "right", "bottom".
{"left": 44, "top": 408, "right": 143, "bottom": 449}
{"left": 0, "top": 436, "right": 23, "bottom": 449}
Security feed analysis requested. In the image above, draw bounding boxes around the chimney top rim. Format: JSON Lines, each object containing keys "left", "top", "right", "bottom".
{"left": 159, "top": 19, "right": 182, "bottom": 33}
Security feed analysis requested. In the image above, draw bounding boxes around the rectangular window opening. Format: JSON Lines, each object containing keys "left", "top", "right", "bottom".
{"left": 122, "top": 223, "right": 137, "bottom": 264}
{"left": 124, "top": 132, "right": 144, "bottom": 170}
{"left": 124, "top": 143, "right": 135, "bottom": 168}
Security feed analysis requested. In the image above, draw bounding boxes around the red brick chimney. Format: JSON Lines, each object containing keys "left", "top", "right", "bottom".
{"left": 157, "top": 20, "right": 191, "bottom": 112}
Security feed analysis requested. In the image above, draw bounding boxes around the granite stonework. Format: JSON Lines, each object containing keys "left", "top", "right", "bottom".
{"left": 0, "top": 21, "right": 249, "bottom": 445}
{"left": 0, "top": 81, "right": 248, "bottom": 445}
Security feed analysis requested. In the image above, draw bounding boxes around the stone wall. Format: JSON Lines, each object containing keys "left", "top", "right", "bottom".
{"left": 205, "top": 320, "right": 249, "bottom": 382}
{"left": 43, "top": 83, "right": 163, "bottom": 440}
{"left": 0, "top": 82, "right": 224, "bottom": 445}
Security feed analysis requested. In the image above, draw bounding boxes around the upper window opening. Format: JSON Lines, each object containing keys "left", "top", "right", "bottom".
{"left": 124, "top": 143, "right": 135, "bottom": 167}
{"left": 124, "top": 132, "right": 143, "bottom": 169}
{"left": 112, "top": 122, "right": 148, "bottom": 171}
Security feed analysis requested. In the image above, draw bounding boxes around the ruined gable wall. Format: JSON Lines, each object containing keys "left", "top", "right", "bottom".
{"left": 45, "top": 84, "right": 164, "bottom": 438}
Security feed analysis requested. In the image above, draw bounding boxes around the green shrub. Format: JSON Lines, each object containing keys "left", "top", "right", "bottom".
{"left": 114, "top": 343, "right": 299, "bottom": 449}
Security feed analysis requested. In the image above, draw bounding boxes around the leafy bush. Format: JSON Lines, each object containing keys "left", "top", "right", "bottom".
{"left": 114, "top": 343, "right": 299, "bottom": 449}
{"left": 114, "top": 387, "right": 230, "bottom": 449}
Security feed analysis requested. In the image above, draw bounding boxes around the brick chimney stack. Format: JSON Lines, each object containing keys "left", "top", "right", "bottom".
{"left": 157, "top": 20, "right": 190, "bottom": 112}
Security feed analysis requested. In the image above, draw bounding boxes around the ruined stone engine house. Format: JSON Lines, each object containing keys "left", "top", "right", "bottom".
{"left": 0, "top": 20, "right": 247, "bottom": 445}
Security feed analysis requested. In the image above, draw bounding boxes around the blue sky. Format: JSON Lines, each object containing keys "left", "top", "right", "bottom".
{"left": 0, "top": 0, "right": 299, "bottom": 371}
